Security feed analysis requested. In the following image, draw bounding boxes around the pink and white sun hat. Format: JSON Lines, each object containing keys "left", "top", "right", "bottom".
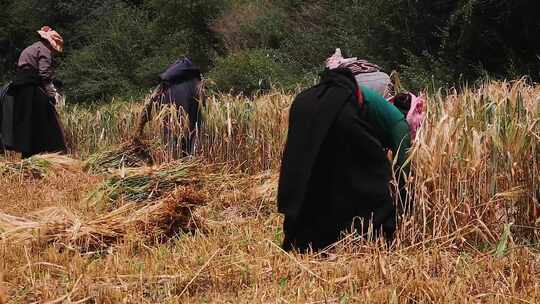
{"left": 37, "top": 26, "right": 64, "bottom": 53}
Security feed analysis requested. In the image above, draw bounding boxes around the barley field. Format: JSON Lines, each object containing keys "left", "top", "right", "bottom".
{"left": 0, "top": 80, "right": 539, "bottom": 303}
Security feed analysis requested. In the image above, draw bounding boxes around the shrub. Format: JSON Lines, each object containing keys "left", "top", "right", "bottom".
{"left": 211, "top": 1, "right": 287, "bottom": 52}
{"left": 208, "top": 49, "right": 294, "bottom": 95}
{"left": 400, "top": 51, "right": 456, "bottom": 92}
{"left": 57, "top": 4, "right": 156, "bottom": 101}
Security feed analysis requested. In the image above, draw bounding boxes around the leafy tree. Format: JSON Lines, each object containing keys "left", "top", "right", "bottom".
{"left": 209, "top": 49, "right": 295, "bottom": 95}
{"left": 0, "top": 0, "right": 121, "bottom": 81}
{"left": 57, "top": 3, "right": 157, "bottom": 101}
{"left": 441, "top": 0, "right": 540, "bottom": 79}
{"left": 144, "top": 0, "right": 225, "bottom": 71}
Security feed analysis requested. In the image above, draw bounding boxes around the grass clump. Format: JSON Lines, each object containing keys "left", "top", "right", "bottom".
{"left": 87, "top": 159, "right": 203, "bottom": 208}
{"left": 84, "top": 138, "right": 153, "bottom": 174}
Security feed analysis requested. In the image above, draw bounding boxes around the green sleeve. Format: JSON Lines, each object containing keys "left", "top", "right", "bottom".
{"left": 361, "top": 85, "right": 411, "bottom": 173}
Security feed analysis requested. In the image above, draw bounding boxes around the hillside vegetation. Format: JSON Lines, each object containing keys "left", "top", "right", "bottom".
{"left": 2, "top": 0, "right": 540, "bottom": 101}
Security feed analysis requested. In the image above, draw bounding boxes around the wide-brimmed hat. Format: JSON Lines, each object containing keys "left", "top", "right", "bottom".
{"left": 37, "top": 26, "right": 64, "bottom": 53}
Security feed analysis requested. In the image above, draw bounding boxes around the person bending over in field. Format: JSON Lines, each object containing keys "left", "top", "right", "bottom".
{"left": 0, "top": 26, "right": 66, "bottom": 158}
{"left": 278, "top": 64, "right": 411, "bottom": 252}
{"left": 137, "top": 58, "right": 204, "bottom": 157}
{"left": 327, "top": 48, "right": 425, "bottom": 140}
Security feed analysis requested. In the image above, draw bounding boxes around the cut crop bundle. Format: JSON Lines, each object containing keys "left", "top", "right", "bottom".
{"left": 0, "top": 153, "right": 81, "bottom": 178}
{"left": 84, "top": 138, "right": 153, "bottom": 174}
{"left": 87, "top": 158, "right": 204, "bottom": 208}
{"left": 0, "top": 188, "right": 206, "bottom": 252}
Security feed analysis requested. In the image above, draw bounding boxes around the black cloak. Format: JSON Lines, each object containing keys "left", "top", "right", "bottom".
{"left": 155, "top": 59, "right": 203, "bottom": 156}
{"left": 3, "top": 68, "right": 66, "bottom": 157}
{"left": 278, "top": 69, "right": 395, "bottom": 252}
{"left": 158, "top": 59, "right": 203, "bottom": 133}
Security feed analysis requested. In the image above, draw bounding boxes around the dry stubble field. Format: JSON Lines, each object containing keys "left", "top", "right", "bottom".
{"left": 1, "top": 81, "right": 539, "bottom": 303}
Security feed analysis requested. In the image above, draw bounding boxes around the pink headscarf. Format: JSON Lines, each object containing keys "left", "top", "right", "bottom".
{"left": 405, "top": 93, "right": 425, "bottom": 140}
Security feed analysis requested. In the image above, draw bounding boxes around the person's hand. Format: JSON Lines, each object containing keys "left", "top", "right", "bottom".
{"left": 54, "top": 92, "right": 65, "bottom": 108}
{"left": 44, "top": 82, "right": 57, "bottom": 98}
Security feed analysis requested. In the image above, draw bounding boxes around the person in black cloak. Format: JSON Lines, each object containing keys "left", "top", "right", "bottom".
{"left": 137, "top": 58, "right": 204, "bottom": 157}
{"left": 278, "top": 67, "right": 411, "bottom": 252}
{"left": 1, "top": 26, "right": 67, "bottom": 158}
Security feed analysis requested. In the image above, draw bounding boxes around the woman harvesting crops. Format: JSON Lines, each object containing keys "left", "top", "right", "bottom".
{"left": 278, "top": 66, "right": 411, "bottom": 252}
{"left": 1, "top": 26, "right": 66, "bottom": 158}
{"left": 326, "top": 48, "right": 425, "bottom": 141}
{"left": 137, "top": 58, "right": 204, "bottom": 157}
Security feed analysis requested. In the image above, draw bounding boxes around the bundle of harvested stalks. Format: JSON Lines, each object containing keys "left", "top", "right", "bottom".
{"left": 135, "top": 187, "right": 206, "bottom": 238}
{"left": 0, "top": 153, "right": 81, "bottom": 178}
{"left": 0, "top": 188, "right": 206, "bottom": 252}
{"left": 84, "top": 138, "right": 153, "bottom": 174}
{"left": 0, "top": 207, "right": 119, "bottom": 249}
{"left": 87, "top": 159, "right": 203, "bottom": 207}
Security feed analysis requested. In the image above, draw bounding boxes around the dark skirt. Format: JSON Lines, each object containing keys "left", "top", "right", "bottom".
{"left": 7, "top": 68, "right": 66, "bottom": 157}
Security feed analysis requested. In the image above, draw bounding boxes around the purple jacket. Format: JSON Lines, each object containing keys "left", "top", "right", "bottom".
{"left": 18, "top": 41, "right": 54, "bottom": 82}
{"left": 18, "top": 41, "right": 56, "bottom": 96}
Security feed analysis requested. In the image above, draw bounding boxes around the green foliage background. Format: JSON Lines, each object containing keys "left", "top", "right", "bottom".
{"left": 1, "top": 0, "right": 539, "bottom": 101}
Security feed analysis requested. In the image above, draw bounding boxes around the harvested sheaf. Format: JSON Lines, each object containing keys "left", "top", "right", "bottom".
{"left": 0, "top": 153, "right": 81, "bottom": 178}
{"left": 83, "top": 138, "right": 153, "bottom": 174}
{"left": 0, "top": 187, "right": 206, "bottom": 252}
{"left": 87, "top": 158, "right": 204, "bottom": 208}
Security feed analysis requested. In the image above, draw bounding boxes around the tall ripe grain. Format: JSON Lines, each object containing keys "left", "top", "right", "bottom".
{"left": 59, "top": 81, "right": 539, "bottom": 244}
{"left": 0, "top": 273, "right": 5, "bottom": 304}
{"left": 61, "top": 92, "right": 292, "bottom": 170}
{"left": 60, "top": 100, "right": 141, "bottom": 157}
{"left": 197, "top": 92, "right": 290, "bottom": 171}
{"left": 399, "top": 80, "right": 540, "bottom": 246}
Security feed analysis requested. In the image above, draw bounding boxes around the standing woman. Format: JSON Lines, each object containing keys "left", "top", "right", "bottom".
{"left": 6, "top": 26, "right": 67, "bottom": 158}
